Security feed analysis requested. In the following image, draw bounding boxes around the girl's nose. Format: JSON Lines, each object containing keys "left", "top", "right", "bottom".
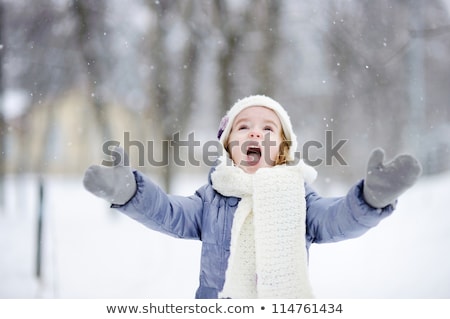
{"left": 249, "top": 130, "right": 262, "bottom": 139}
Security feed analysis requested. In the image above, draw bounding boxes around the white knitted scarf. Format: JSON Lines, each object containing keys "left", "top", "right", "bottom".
{"left": 211, "top": 156, "right": 317, "bottom": 299}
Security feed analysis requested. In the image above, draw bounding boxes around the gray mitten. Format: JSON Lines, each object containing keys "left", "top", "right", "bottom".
{"left": 83, "top": 146, "right": 137, "bottom": 205}
{"left": 363, "top": 148, "right": 422, "bottom": 208}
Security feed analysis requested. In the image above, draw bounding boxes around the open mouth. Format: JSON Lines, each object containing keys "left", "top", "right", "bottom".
{"left": 246, "top": 145, "right": 262, "bottom": 166}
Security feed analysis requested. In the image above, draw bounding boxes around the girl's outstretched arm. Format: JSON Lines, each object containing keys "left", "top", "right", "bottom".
{"left": 305, "top": 148, "right": 421, "bottom": 244}
{"left": 112, "top": 170, "right": 205, "bottom": 240}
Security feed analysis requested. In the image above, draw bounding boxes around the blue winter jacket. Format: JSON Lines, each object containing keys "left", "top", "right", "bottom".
{"left": 113, "top": 169, "right": 394, "bottom": 299}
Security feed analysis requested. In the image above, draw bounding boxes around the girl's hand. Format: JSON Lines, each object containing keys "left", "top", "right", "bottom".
{"left": 83, "top": 146, "right": 137, "bottom": 205}
{"left": 363, "top": 148, "right": 422, "bottom": 209}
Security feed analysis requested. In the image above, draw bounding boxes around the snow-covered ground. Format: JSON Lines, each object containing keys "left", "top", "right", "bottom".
{"left": 1, "top": 170, "right": 449, "bottom": 299}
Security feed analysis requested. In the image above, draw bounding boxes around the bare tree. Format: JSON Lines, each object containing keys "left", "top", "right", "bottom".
{"left": 3, "top": 0, "right": 449, "bottom": 182}
{"left": 321, "top": 0, "right": 413, "bottom": 181}
{"left": 72, "top": 0, "right": 112, "bottom": 141}
{"left": 253, "top": 0, "right": 281, "bottom": 95}
{"left": 211, "top": 0, "right": 255, "bottom": 114}
{"left": 0, "top": 1, "right": 5, "bottom": 208}
{"left": 208, "top": 0, "right": 284, "bottom": 114}
{"left": 320, "top": 0, "right": 450, "bottom": 181}
{"left": 213, "top": 0, "right": 241, "bottom": 114}
{"left": 3, "top": 1, "right": 77, "bottom": 174}
{"left": 142, "top": 0, "right": 202, "bottom": 192}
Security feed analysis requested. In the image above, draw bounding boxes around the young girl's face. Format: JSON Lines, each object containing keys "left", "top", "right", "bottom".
{"left": 226, "top": 106, "right": 283, "bottom": 174}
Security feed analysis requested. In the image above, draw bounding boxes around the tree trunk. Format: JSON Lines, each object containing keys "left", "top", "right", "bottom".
{"left": 0, "top": 2, "right": 5, "bottom": 209}
{"left": 72, "top": 0, "right": 111, "bottom": 141}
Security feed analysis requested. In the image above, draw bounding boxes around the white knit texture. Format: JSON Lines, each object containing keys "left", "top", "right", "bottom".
{"left": 212, "top": 157, "right": 316, "bottom": 298}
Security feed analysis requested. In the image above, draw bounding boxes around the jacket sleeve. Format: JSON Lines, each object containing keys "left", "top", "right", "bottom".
{"left": 305, "top": 179, "right": 395, "bottom": 244}
{"left": 111, "top": 170, "right": 204, "bottom": 240}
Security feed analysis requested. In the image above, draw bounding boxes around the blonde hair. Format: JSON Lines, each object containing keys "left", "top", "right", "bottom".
{"left": 275, "top": 130, "right": 291, "bottom": 165}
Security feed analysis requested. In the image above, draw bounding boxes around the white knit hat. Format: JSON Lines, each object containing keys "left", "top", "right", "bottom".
{"left": 217, "top": 95, "right": 298, "bottom": 161}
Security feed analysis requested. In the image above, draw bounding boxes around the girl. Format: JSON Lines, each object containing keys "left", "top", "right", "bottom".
{"left": 83, "top": 95, "right": 422, "bottom": 298}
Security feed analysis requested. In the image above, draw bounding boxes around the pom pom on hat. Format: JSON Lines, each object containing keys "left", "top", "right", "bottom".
{"left": 217, "top": 95, "right": 298, "bottom": 161}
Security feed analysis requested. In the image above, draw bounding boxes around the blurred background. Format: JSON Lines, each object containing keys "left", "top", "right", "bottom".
{"left": 0, "top": 0, "right": 449, "bottom": 298}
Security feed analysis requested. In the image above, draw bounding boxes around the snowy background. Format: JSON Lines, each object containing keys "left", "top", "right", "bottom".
{"left": 1, "top": 0, "right": 450, "bottom": 300}
{"left": 1, "top": 169, "right": 449, "bottom": 299}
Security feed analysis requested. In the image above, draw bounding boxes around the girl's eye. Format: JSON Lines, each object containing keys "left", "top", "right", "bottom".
{"left": 238, "top": 125, "right": 249, "bottom": 130}
{"left": 264, "top": 126, "right": 274, "bottom": 132}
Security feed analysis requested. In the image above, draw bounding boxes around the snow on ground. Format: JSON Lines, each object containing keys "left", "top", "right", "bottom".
{"left": 1, "top": 170, "right": 449, "bottom": 299}
{"left": 309, "top": 171, "right": 450, "bottom": 298}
